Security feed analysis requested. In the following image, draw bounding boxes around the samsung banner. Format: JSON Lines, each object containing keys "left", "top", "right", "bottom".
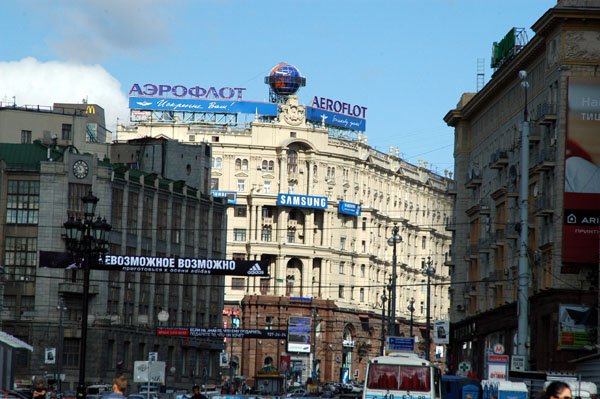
{"left": 338, "top": 201, "right": 361, "bottom": 216}
{"left": 39, "top": 251, "right": 268, "bottom": 276}
{"left": 278, "top": 193, "right": 328, "bottom": 210}
{"left": 129, "top": 96, "right": 278, "bottom": 116}
{"left": 288, "top": 316, "right": 311, "bottom": 353}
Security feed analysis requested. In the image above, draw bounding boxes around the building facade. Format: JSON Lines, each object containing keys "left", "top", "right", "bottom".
{"left": 444, "top": 0, "right": 600, "bottom": 377}
{"left": 0, "top": 106, "right": 227, "bottom": 391}
{"left": 117, "top": 91, "right": 454, "bottom": 383}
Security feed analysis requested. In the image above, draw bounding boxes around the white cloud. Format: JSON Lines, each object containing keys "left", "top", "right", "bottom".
{"left": 0, "top": 57, "right": 128, "bottom": 140}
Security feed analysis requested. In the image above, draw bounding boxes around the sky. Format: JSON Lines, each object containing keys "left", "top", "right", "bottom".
{"left": 0, "top": 0, "right": 556, "bottom": 175}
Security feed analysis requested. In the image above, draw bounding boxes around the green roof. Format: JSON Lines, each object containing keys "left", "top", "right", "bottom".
{"left": 0, "top": 142, "right": 64, "bottom": 169}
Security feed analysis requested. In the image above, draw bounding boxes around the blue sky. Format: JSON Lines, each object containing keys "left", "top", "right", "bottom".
{"left": 0, "top": 0, "right": 555, "bottom": 174}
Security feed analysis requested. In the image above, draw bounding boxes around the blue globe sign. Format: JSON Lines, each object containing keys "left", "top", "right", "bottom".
{"left": 265, "top": 63, "right": 306, "bottom": 96}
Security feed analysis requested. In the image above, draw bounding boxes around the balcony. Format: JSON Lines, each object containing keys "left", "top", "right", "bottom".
{"left": 465, "top": 169, "right": 482, "bottom": 189}
{"left": 533, "top": 149, "right": 556, "bottom": 171}
{"left": 506, "top": 222, "right": 520, "bottom": 239}
{"left": 58, "top": 282, "right": 99, "bottom": 296}
{"left": 535, "top": 102, "right": 557, "bottom": 125}
{"left": 478, "top": 235, "right": 492, "bottom": 253}
{"left": 494, "top": 229, "right": 505, "bottom": 245}
{"left": 479, "top": 199, "right": 491, "bottom": 214}
{"left": 529, "top": 125, "right": 542, "bottom": 145}
{"left": 490, "top": 149, "right": 509, "bottom": 170}
{"left": 533, "top": 194, "right": 554, "bottom": 216}
{"left": 446, "top": 180, "right": 457, "bottom": 196}
{"left": 445, "top": 216, "right": 456, "bottom": 231}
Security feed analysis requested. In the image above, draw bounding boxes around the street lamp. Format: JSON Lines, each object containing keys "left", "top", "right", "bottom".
{"left": 56, "top": 300, "right": 67, "bottom": 394}
{"left": 386, "top": 223, "right": 402, "bottom": 336}
{"left": 380, "top": 293, "right": 387, "bottom": 355}
{"left": 63, "top": 191, "right": 111, "bottom": 398}
{"left": 407, "top": 298, "right": 415, "bottom": 338}
{"left": 421, "top": 257, "right": 435, "bottom": 361}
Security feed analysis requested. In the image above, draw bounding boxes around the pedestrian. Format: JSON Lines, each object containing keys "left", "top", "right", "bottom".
{"left": 33, "top": 380, "right": 47, "bottom": 399}
{"left": 542, "top": 382, "right": 572, "bottom": 399}
{"left": 105, "top": 375, "right": 128, "bottom": 399}
{"left": 190, "top": 385, "right": 207, "bottom": 399}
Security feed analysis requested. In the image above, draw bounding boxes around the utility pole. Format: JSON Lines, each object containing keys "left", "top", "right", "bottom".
{"left": 422, "top": 257, "right": 435, "bottom": 361}
{"left": 380, "top": 294, "right": 387, "bottom": 355}
{"left": 57, "top": 300, "right": 67, "bottom": 393}
{"left": 387, "top": 224, "right": 402, "bottom": 336}
{"left": 517, "top": 70, "right": 530, "bottom": 368}
{"left": 407, "top": 298, "right": 415, "bottom": 338}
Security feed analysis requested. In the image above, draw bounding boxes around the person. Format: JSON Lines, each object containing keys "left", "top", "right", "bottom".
{"left": 105, "top": 375, "right": 128, "bottom": 399}
{"left": 190, "top": 385, "right": 207, "bottom": 399}
{"left": 542, "top": 381, "right": 572, "bottom": 399}
{"left": 33, "top": 381, "right": 47, "bottom": 399}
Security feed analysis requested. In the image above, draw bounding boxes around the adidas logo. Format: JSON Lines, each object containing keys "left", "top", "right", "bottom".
{"left": 247, "top": 263, "right": 264, "bottom": 275}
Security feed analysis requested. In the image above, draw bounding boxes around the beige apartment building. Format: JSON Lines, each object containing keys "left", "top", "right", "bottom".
{"left": 444, "top": 0, "right": 600, "bottom": 378}
{"left": 117, "top": 92, "right": 454, "bottom": 383}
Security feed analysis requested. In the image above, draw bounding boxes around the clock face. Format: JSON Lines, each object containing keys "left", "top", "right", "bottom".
{"left": 73, "top": 160, "right": 89, "bottom": 179}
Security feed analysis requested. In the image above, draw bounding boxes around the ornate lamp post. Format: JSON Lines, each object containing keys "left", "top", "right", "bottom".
{"left": 407, "top": 298, "right": 415, "bottom": 338}
{"left": 380, "top": 293, "right": 387, "bottom": 355}
{"left": 63, "top": 191, "right": 111, "bottom": 398}
{"left": 386, "top": 223, "right": 402, "bottom": 336}
{"left": 421, "top": 257, "right": 435, "bottom": 361}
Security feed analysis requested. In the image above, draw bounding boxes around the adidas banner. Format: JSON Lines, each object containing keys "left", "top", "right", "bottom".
{"left": 40, "top": 251, "right": 269, "bottom": 276}
{"left": 157, "top": 327, "right": 287, "bottom": 339}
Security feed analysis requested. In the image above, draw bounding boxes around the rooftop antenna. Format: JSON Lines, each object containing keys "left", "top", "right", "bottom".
{"left": 477, "top": 58, "right": 485, "bottom": 92}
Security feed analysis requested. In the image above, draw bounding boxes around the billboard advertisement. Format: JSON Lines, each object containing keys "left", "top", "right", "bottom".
{"left": 433, "top": 320, "right": 449, "bottom": 344}
{"left": 338, "top": 201, "right": 361, "bottom": 216}
{"left": 563, "top": 77, "right": 600, "bottom": 264}
{"left": 129, "top": 96, "right": 278, "bottom": 116}
{"left": 278, "top": 193, "right": 328, "bottom": 210}
{"left": 558, "top": 304, "right": 597, "bottom": 349}
{"left": 288, "top": 316, "right": 311, "bottom": 353}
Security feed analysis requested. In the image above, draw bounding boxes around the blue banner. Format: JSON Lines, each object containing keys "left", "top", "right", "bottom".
{"left": 306, "top": 106, "right": 366, "bottom": 131}
{"left": 338, "top": 201, "right": 361, "bottom": 216}
{"left": 278, "top": 194, "right": 328, "bottom": 210}
{"left": 129, "top": 96, "right": 278, "bottom": 116}
{"left": 211, "top": 191, "right": 237, "bottom": 204}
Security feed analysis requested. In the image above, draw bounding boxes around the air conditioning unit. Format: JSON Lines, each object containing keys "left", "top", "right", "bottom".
{"left": 456, "top": 304, "right": 464, "bottom": 311}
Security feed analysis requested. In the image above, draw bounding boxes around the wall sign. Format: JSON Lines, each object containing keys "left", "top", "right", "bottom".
{"left": 278, "top": 193, "right": 328, "bottom": 209}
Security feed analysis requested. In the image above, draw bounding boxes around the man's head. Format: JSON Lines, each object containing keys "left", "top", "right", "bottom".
{"left": 192, "top": 385, "right": 200, "bottom": 394}
{"left": 113, "top": 375, "right": 127, "bottom": 394}
{"left": 36, "top": 381, "right": 45, "bottom": 388}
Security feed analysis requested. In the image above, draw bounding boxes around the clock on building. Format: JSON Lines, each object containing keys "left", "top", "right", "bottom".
{"left": 72, "top": 160, "right": 89, "bottom": 179}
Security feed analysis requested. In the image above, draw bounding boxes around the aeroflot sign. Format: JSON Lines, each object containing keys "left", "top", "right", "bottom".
{"left": 129, "top": 83, "right": 247, "bottom": 100}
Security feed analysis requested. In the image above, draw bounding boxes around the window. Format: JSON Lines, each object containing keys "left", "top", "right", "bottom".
{"left": 262, "top": 227, "right": 272, "bottom": 242}
{"left": 242, "top": 159, "right": 248, "bottom": 170}
{"left": 339, "top": 285, "right": 344, "bottom": 298}
{"left": 361, "top": 240, "right": 366, "bottom": 252}
{"left": 237, "top": 179, "right": 245, "bottom": 192}
{"left": 63, "top": 338, "right": 80, "bottom": 368}
{"left": 142, "top": 194, "right": 154, "bottom": 239}
{"left": 260, "top": 279, "right": 270, "bottom": 295}
{"left": 171, "top": 202, "right": 182, "bottom": 244}
{"left": 421, "top": 280, "right": 425, "bottom": 293}
{"left": 360, "top": 288, "right": 364, "bottom": 302}
{"left": 263, "top": 180, "right": 271, "bottom": 194}
{"left": 111, "top": 187, "right": 124, "bottom": 230}
{"left": 232, "top": 278, "right": 245, "bottom": 290}
{"left": 4, "top": 237, "right": 37, "bottom": 281}
{"left": 362, "top": 218, "right": 367, "bottom": 231}
{"left": 62, "top": 124, "right": 72, "bottom": 140}
{"left": 233, "top": 229, "right": 246, "bottom": 241}
{"left": 212, "top": 157, "right": 222, "bottom": 169}
{"left": 287, "top": 150, "right": 298, "bottom": 173}
{"left": 361, "top": 264, "right": 365, "bottom": 278}
{"left": 288, "top": 183, "right": 295, "bottom": 194}
{"left": 199, "top": 209, "right": 208, "bottom": 250}
{"left": 211, "top": 136, "right": 219, "bottom": 142}
{"left": 6, "top": 180, "right": 39, "bottom": 224}
{"left": 268, "top": 160, "right": 274, "bottom": 171}
{"left": 127, "top": 191, "right": 139, "bottom": 233}
{"left": 262, "top": 207, "right": 274, "bottom": 218}
{"left": 157, "top": 198, "right": 168, "bottom": 241}
{"left": 186, "top": 204, "right": 196, "bottom": 245}
{"left": 235, "top": 158, "right": 242, "bottom": 170}
{"left": 213, "top": 211, "right": 223, "bottom": 253}
{"left": 86, "top": 123, "right": 98, "bottom": 142}
{"left": 211, "top": 178, "right": 219, "bottom": 190}
{"left": 261, "top": 160, "right": 268, "bottom": 171}
{"left": 313, "top": 164, "right": 318, "bottom": 176}
{"left": 21, "top": 130, "right": 31, "bottom": 143}
{"left": 339, "top": 262, "right": 345, "bottom": 274}
{"left": 422, "top": 236, "right": 426, "bottom": 249}
{"left": 188, "top": 134, "right": 195, "bottom": 142}
{"left": 340, "top": 237, "right": 346, "bottom": 250}
{"left": 287, "top": 229, "right": 295, "bottom": 243}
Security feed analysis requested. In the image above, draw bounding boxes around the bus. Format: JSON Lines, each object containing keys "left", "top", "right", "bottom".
{"left": 363, "top": 353, "right": 442, "bottom": 399}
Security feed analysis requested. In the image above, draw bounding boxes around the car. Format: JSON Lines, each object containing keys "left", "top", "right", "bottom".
{"left": 286, "top": 388, "right": 309, "bottom": 397}
{"left": 61, "top": 391, "right": 76, "bottom": 399}
{"left": 321, "top": 392, "right": 334, "bottom": 398}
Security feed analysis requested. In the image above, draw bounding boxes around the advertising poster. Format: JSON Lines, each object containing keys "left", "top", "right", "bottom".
{"left": 288, "top": 316, "right": 311, "bottom": 353}
{"left": 564, "top": 77, "right": 600, "bottom": 264}
{"left": 558, "top": 304, "right": 597, "bottom": 349}
{"left": 433, "top": 320, "right": 450, "bottom": 344}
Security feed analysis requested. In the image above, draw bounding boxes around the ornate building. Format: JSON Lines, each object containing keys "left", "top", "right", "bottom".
{"left": 117, "top": 86, "right": 454, "bottom": 383}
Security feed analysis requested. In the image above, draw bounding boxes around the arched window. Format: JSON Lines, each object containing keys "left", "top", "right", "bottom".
{"left": 287, "top": 150, "right": 298, "bottom": 174}
{"left": 235, "top": 158, "right": 242, "bottom": 170}
{"left": 212, "top": 157, "right": 222, "bottom": 169}
{"left": 242, "top": 159, "right": 248, "bottom": 170}
{"left": 313, "top": 164, "right": 318, "bottom": 176}
{"left": 268, "top": 160, "right": 274, "bottom": 171}
{"left": 262, "top": 160, "right": 268, "bottom": 171}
